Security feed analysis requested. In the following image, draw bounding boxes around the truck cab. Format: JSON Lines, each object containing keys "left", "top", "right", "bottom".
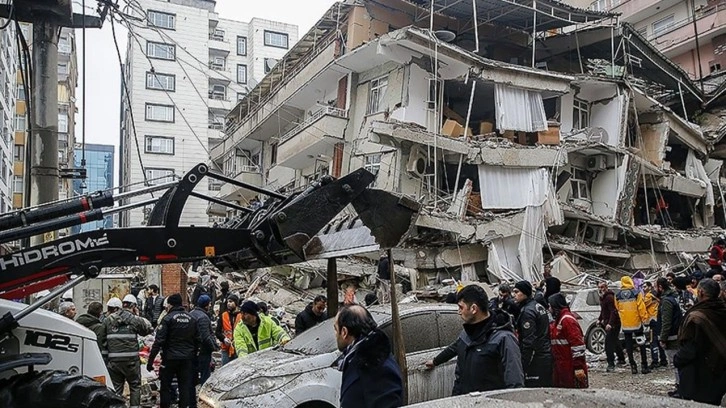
{"left": 0, "top": 298, "right": 111, "bottom": 386}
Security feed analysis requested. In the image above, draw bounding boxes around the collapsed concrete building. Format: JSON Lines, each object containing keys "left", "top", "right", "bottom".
{"left": 208, "top": 0, "right": 726, "bottom": 289}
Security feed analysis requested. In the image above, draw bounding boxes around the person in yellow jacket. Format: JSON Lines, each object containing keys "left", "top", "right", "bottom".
{"left": 234, "top": 301, "right": 290, "bottom": 357}
{"left": 614, "top": 276, "right": 651, "bottom": 374}
{"left": 643, "top": 281, "right": 667, "bottom": 368}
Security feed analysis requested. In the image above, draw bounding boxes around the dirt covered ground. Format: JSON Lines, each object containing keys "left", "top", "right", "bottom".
{"left": 587, "top": 353, "right": 676, "bottom": 397}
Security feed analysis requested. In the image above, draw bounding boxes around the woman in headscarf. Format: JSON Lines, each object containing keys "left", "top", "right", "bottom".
{"left": 548, "top": 293, "right": 588, "bottom": 388}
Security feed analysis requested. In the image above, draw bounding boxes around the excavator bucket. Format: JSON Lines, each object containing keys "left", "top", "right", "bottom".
{"left": 210, "top": 170, "right": 420, "bottom": 271}
{"left": 303, "top": 190, "right": 420, "bottom": 259}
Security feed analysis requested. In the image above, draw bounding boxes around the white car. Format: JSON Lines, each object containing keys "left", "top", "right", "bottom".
{"left": 199, "top": 303, "right": 461, "bottom": 408}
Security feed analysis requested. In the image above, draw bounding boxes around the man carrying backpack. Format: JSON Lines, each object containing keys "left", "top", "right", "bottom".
{"left": 656, "top": 277, "right": 682, "bottom": 397}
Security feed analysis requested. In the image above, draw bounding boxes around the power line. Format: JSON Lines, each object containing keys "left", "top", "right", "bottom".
{"left": 110, "top": 16, "right": 151, "bottom": 191}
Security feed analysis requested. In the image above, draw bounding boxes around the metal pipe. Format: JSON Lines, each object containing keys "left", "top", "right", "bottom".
{"left": 207, "top": 171, "right": 286, "bottom": 200}
{"left": 690, "top": 0, "right": 704, "bottom": 91}
{"left": 531, "top": 0, "right": 537, "bottom": 68}
{"left": 112, "top": 181, "right": 179, "bottom": 202}
{"left": 388, "top": 248, "right": 408, "bottom": 404}
{"left": 0, "top": 209, "right": 105, "bottom": 244}
{"left": 453, "top": 154, "right": 464, "bottom": 194}
{"left": 104, "top": 198, "right": 159, "bottom": 216}
{"left": 472, "top": 0, "right": 479, "bottom": 54}
{"left": 464, "top": 81, "right": 476, "bottom": 139}
{"left": 188, "top": 191, "right": 252, "bottom": 213}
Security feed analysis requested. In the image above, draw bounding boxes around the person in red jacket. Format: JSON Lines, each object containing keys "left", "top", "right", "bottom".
{"left": 548, "top": 293, "right": 588, "bottom": 388}
{"left": 597, "top": 281, "right": 626, "bottom": 371}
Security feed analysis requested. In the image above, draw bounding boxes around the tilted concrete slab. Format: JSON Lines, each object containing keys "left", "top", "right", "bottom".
{"left": 415, "top": 212, "right": 525, "bottom": 243}
{"left": 477, "top": 147, "right": 567, "bottom": 167}
{"left": 652, "top": 173, "right": 707, "bottom": 198}
{"left": 369, "top": 121, "right": 472, "bottom": 156}
{"left": 653, "top": 234, "right": 712, "bottom": 253}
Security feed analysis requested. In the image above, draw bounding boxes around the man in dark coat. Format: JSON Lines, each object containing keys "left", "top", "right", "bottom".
{"left": 489, "top": 283, "right": 518, "bottom": 318}
{"left": 189, "top": 295, "right": 218, "bottom": 389}
{"left": 144, "top": 284, "right": 165, "bottom": 328}
{"left": 598, "top": 281, "right": 626, "bottom": 371}
{"left": 295, "top": 295, "right": 327, "bottom": 335}
{"left": 335, "top": 305, "right": 402, "bottom": 408}
{"left": 673, "top": 278, "right": 726, "bottom": 405}
{"left": 427, "top": 284, "right": 523, "bottom": 394}
{"left": 147, "top": 294, "right": 202, "bottom": 408}
{"left": 513, "top": 280, "right": 553, "bottom": 387}
{"left": 76, "top": 301, "right": 104, "bottom": 351}
{"left": 217, "top": 281, "right": 230, "bottom": 317}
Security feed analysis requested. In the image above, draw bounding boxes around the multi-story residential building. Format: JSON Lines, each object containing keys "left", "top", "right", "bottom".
{"left": 12, "top": 25, "right": 78, "bottom": 240}
{"left": 71, "top": 143, "right": 115, "bottom": 234}
{"left": 0, "top": 22, "right": 16, "bottom": 216}
{"left": 567, "top": 0, "right": 726, "bottom": 85}
{"left": 211, "top": 0, "right": 724, "bottom": 283}
{"left": 119, "top": 0, "right": 298, "bottom": 227}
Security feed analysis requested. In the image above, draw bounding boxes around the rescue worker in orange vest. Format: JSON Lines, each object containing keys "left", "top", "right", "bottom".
{"left": 707, "top": 239, "right": 726, "bottom": 278}
{"left": 215, "top": 294, "right": 241, "bottom": 365}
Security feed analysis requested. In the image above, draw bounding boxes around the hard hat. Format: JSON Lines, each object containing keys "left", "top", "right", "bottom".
{"left": 107, "top": 297, "right": 123, "bottom": 308}
{"left": 122, "top": 294, "right": 137, "bottom": 304}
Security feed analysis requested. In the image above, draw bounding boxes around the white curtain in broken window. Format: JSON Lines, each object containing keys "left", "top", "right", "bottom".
{"left": 477, "top": 166, "right": 550, "bottom": 209}
{"left": 686, "top": 149, "right": 715, "bottom": 217}
{"left": 494, "top": 84, "right": 547, "bottom": 132}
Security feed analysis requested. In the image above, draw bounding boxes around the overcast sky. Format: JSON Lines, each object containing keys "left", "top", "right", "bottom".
{"left": 75, "top": 0, "right": 338, "bottom": 186}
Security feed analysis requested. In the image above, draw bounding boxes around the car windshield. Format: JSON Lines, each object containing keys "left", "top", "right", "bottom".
{"left": 282, "top": 310, "right": 389, "bottom": 355}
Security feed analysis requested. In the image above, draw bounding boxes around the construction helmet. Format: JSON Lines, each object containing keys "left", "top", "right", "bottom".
{"left": 107, "top": 297, "right": 123, "bottom": 309}
{"left": 122, "top": 294, "right": 137, "bottom": 304}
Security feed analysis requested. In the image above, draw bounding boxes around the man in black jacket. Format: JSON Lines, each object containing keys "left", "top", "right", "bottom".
{"left": 144, "top": 284, "right": 165, "bottom": 328}
{"left": 513, "top": 280, "right": 553, "bottom": 387}
{"left": 335, "top": 305, "right": 402, "bottom": 408}
{"left": 147, "top": 293, "right": 202, "bottom": 408}
{"left": 189, "top": 295, "right": 218, "bottom": 390}
{"left": 433, "top": 284, "right": 523, "bottom": 394}
{"left": 295, "top": 295, "right": 327, "bottom": 335}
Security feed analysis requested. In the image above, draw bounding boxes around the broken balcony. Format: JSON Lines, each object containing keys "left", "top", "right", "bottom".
{"left": 276, "top": 106, "right": 349, "bottom": 169}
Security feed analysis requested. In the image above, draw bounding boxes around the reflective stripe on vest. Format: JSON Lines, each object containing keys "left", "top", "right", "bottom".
{"left": 108, "top": 351, "right": 139, "bottom": 358}
{"left": 551, "top": 339, "right": 569, "bottom": 345}
{"left": 107, "top": 333, "right": 137, "bottom": 339}
{"left": 222, "top": 312, "right": 242, "bottom": 354}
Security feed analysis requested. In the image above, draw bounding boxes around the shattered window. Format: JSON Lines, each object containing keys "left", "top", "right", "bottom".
{"left": 367, "top": 76, "right": 388, "bottom": 114}
{"left": 364, "top": 154, "right": 382, "bottom": 183}
{"left": 572, "top": 98, "right": 589, "bottom": 130}
{"left": 570, "top": 169, "right": 590, "bottom": 200}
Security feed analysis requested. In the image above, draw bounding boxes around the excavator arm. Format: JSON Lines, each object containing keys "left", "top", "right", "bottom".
{"left": 0, "top": 163, "right": 419, "bottom": 303}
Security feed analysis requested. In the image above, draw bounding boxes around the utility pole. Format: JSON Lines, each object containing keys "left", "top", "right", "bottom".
{"left": 0, "top": 1, "right": 105, "bottom": 246}
{"left": 29, "top": 23, "right": 59, "bottom": 246}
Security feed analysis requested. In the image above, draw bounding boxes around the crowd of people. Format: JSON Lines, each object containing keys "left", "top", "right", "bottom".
{"left": 62, "top": 275, "right": 317, "bottom": 408}
{"left": 55, "top": 254, "right": 726, "bottom": 408}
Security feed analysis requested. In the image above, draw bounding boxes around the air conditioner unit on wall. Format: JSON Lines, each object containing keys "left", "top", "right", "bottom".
{"left": 584, "top": 225, "right": 606, "bottom": 244}
{"left": 406, "top": 145, "right": 430, "bottom": 178}
{"left": 586, "top": 155, "right": 607, "bottom": 171}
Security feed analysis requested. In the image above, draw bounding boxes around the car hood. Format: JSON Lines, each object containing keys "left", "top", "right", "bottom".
{"left": 205, "top": 349, "right": 341, "bottom": 392}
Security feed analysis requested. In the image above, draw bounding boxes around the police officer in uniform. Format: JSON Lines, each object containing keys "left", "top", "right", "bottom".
{"left": 100, "top": 295, "right": 153, "bottom": 408}
{"left": 147, "top": 293, "right": 202, "bottom": 408}
{"left": 513, "top": 280, "right": 553, "bottom": 387}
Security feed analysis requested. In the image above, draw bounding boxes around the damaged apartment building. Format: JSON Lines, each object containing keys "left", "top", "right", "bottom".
{"left": 209, "top": 0, "right": 726, "bottom": 287}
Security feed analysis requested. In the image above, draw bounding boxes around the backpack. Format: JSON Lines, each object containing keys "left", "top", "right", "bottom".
{"left": 662, "top": 295, "right": 683, "bottom": 337}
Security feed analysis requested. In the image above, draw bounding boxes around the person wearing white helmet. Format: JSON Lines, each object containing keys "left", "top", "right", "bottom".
{"left": 100, "top": 296, "right": 153, "bottom": 408}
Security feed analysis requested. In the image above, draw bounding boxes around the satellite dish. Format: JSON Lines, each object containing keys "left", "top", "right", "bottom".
{"left": 434, "top": 30, "right": 456, "bottom": 42}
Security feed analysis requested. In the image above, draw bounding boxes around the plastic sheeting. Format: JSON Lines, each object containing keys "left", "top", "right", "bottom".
{"left": 494, "top": 84, "right": 547, "bottom": 132}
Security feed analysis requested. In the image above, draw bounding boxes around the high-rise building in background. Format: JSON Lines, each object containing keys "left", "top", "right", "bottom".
{"left": 72, "top": 143, "right": 115, "bottom": 234}
{"left": 12, "top": 24, "right": 78, "bottom": 241}
{"left": 0, "top": 21, "right": 16, "bottom": 218}
{"left": 119, "top": 0, "right": 298, "bottom": 227}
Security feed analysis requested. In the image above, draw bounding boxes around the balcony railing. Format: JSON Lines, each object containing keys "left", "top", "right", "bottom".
{"left": 647, "top": 3, "right": 726, "bottom": 41}
{"left": 225, "top": 164, "right": 260, "bottom": 178}
{"left": 209, "top": 32, "right": 225, "bottom": 42}
{"left": 279, "top": 106, "right": 348, "bottom": 145}
{"left": 208, "top": 91, "right": 227, "bottom": 100}
{"left": 208, "top": 121, "right": 224, "bottom": 130}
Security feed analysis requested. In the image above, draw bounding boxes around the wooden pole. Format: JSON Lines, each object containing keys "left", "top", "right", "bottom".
{"left": 388, "top": 249, "right": 408, "bottom": 404}
{"left": 327, "top": 257, "right": 339, "bottom": 318}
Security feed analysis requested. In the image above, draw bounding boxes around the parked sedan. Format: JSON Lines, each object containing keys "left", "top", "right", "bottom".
{"left": 199, "top": 303, "right": 461, "bottom": 408}
{"left": 565, "top": 287, "right": 622, "bottom": 354}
